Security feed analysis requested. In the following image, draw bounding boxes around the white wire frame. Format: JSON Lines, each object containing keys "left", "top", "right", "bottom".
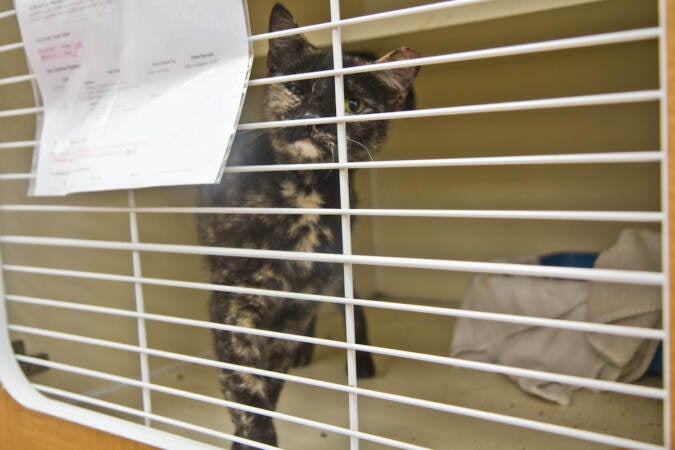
{"left": 0, "top": 1, "right": 670, "bottom": 450}
{"left": 658, "top": 0, "right": 672, "bottom": 444}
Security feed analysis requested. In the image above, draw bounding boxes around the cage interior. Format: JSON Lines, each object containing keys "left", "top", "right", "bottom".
{"left": 0, "top": 0, "right": 666, "bottom": 449}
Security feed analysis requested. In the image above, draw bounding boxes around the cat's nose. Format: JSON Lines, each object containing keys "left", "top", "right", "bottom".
{"left": 301, "top": 112, "right": 321, "bottom": 134}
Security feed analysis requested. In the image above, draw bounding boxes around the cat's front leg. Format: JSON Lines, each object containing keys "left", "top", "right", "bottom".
{"left": 221, "top": 367, "right": 279, "bottom": 450}
{"left": 291, "top": 314, "right": 316, "bottom": 368}
{"left": 210, "top": 291, "right": 280, "bottom": 450}
{"left": 352, "top": 303, "right": 376, "bottom": 378}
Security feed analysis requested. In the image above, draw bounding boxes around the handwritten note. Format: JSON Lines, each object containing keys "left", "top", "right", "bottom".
{"left": 15, "top": 0, "right": 252, "bottom": 196}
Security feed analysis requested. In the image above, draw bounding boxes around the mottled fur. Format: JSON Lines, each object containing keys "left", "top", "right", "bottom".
{"left": 197, "top": 4, "right": 419, "bottom": 449}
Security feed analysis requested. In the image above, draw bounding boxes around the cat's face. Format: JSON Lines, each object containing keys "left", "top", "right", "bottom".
{"left": 265, "top": 4, "right": 419, "bottom": 164}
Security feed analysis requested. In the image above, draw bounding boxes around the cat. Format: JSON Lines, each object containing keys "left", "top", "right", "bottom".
{"left": 197, "top": 4, "right": 419, "bottom": 449}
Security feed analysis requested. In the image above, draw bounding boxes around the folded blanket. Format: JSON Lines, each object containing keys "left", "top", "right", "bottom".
{"left": 450, "top": 229, "right": 661, "bottom": 405}
{"left": 586, "top": 229, "right": 661, "bottom": 382}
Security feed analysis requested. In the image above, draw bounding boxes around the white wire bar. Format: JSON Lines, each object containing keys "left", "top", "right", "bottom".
{"left": 0, "top": 74, "right": 35, "bottom": 86}
{"left": 0, "top": 204, "right": 664, "bottom": 223}
{"left": 0, "top": 106, "right": 42, "bottom": 118}
{"left": 6, "top": 318, "right": 665, "bottom": 400}
{"left": 0, "top": 151, "right": 663, "bottom": 177}
{"left": 329, "top": 1, "right": 360, "bottom": 447}
{"left": 0, "top": 173, "right": 31, "bottom": 180}
{"left": 32, "top": 382, "right": 277, "bottom": 450}
{"left": 0, "top": 91, "right": 659, "bottom": 126}
{"left": 656, "top": 0, "right": 671, "bottom": 446}
{"left": 237, "top": 90, "right": 662, "bottom": 130}
{"left": 127, "top": 190, "right": 152, "bottom": 426}
{"left": 11, "top": 341, "right": 666, "bottom": 450}
{"left": 0, "top": 42, "right": 23, "bottom": 54}
{"left": 5, "top": 292, "right": 663, "bottom": 339}
{"left": 0, "top": 140, "right": 36, "bottom": 149}
{"left": 0, "top": 9, "right": 16, "bottom": 19}
{"left": 248, "top": 27, "right": 660, "bottom": 87}
{"left": 0, "top": 27, "right": 660, "bottom": 90}
{"left": 0, "top": 236, "right": 664, "bottom": 285}
{"left": 4, "top": 292, "right": 663, "bottom": 354}
{"left": 218, "top": 150, "right": 664, "bottom": 171}
{"left": 25, "top": 359, "right": 428, "bottom": 450}
{"left": 4, "top": 291, "right": 665, "bottom": 341}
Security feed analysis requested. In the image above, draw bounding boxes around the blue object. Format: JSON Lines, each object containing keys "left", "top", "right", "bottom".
{"left": 647, "top": 343, "right": 663, "bottom": 375}
{"left": 539, "top": 252, "right": 599, "bottom": 268}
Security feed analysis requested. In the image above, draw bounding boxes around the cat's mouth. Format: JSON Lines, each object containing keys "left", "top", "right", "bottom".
{"left": 292, "top": 139, "right": 321, "bottom": 159}
{"left": 271, "top": 128, "right": 337, "bottom": 163}
{"left": 288, "top": 133, "right": 336, "bottom": 163}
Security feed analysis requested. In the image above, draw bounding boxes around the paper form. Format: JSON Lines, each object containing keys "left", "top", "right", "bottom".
{"left": 15, "top": 0, "right": 252, "bottom": 196}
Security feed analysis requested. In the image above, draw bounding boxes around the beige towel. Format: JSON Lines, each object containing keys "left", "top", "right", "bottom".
{"left": 450, "top": 229, "right": 661, "bottom": 405}
{"left": 450, "top": 273, "right": 593, "bottom": 405}
{"left": 586, "top": 229, "right": 661, "bottom": 382}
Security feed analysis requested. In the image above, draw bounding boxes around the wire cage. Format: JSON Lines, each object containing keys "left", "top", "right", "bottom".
{"left": 0, "top": 0, "right": 671, "bottom": 449}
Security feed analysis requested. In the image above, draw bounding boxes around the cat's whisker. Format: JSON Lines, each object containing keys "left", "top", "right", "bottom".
{"left": 347, "top": 137, "right": 375, "bottom": 162}
{"left": 322, "top": 144, "right": 337, "bottom": 181}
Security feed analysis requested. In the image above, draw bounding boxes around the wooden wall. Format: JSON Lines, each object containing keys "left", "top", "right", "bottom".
{"left": 0, "top": 386, "right": 154, "bottom": 450}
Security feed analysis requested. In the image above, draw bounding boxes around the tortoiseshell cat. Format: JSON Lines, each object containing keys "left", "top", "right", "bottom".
{"left": 197, "top": 4, "right": 419, "bottom": 448}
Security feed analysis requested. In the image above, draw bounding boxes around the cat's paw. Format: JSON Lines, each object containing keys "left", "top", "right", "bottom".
{"left": 292, "top": 342, "right": 314, "bottom": 368}
{"left": 356, "top": 351, "right": 375, "bottom": 378}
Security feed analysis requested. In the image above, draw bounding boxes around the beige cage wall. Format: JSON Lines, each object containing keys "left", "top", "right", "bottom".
{"left": 0, "top": 0, "right": 672, "bottom": 449}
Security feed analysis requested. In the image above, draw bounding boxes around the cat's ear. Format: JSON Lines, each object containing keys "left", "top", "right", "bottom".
{"left": 267, "top": 4, "right": 313, "bottom": 75}
{"left": 375, "top": 47, "right": 420, "bottom": 106}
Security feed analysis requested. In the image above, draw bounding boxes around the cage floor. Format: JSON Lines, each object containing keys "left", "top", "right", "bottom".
{"left": 84, "top": 306, "right": 661, "bottom": 449}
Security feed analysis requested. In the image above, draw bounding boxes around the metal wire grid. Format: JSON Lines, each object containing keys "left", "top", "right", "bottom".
{"left": 0, "top": 0, "right": 670, "bottom": 449}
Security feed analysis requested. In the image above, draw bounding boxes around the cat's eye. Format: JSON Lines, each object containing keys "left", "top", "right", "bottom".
{"left": 345, "top": 98, "right": 365, "bottom": 114}
{"left": 285, "top": 83, "right": 304, "bottom": 96}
